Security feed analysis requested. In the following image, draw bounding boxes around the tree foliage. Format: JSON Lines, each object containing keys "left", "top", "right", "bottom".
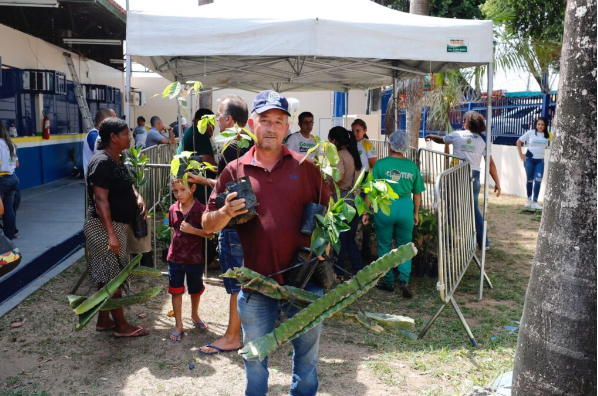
{"left": 383, "top": 0, "right": 484, "bottom": 19}
{"left": 481, "top": 0, "right": 566, "bottom": 41}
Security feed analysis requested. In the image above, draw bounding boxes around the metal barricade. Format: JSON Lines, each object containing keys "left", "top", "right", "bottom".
{"left": 139, "top": 144, "right": 177, "bottom": 213}
{"left": 417, "top": 161, "right": 492, "bottom": 346}
{"left": 415, "top": 148, "right": 464, "bottom": 210}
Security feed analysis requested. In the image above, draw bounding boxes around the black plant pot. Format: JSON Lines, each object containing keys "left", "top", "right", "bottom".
{"left": 131, "top": 207, "right": 148, "bottom": 239}
{"left": 284, "top": 247, "right": 318, "bottom": 289}
{"left": 300, "top": 203, "right": 327, "bottom": 235}
{"left": 223, "top": 176, "right": 258, "bottom": 226}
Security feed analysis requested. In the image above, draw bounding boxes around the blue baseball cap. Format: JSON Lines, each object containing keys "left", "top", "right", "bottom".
{"left": 251, "top": 90, "right": 291, "bottom": 116}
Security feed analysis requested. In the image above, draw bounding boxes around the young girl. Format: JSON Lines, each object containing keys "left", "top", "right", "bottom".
{"left": 167, "top": 178, "right": 212, "bottom": 342}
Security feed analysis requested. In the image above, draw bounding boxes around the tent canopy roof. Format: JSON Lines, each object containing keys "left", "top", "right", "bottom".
{"left": 127, "top": 0, "right": 493, "bottom": 92}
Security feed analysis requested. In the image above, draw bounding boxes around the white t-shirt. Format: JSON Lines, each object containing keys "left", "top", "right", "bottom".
{"left": 357, "top": 139, "right": 377, "bottom": 171}
{"left": 518, "top": 129, "right": 551, "bottom": 159}
{"left": 284, "top": 132, "right": 317, "bottom": 158}
{"left": 443, "top": 130, "right": 487, "bottom": 172}
{"left": 0, "top": 139, "right": 17, "bottom": 175}
{"left": 83, "top": 128, "right": 99, "bottom": 177}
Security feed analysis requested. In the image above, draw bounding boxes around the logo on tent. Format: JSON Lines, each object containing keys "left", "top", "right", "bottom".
{"left": 447, "top": 38, "right": 468, "bottom": 53}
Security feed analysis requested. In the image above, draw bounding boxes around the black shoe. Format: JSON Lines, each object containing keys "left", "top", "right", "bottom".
{"left": 399, "top": 281, "right": 413, "bottom": 299}
{"left": 375, "top": 283, "right": 395, "bottom": 293}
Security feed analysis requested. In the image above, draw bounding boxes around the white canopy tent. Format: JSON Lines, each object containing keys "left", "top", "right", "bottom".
{"left": 127, "top": 0, "right": 492, "bottom": 92}
{"left": 125, "top": 0, "right": 495, "bottom": 299}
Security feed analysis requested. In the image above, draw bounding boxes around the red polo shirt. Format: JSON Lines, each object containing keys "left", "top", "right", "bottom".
{"left": 167, "top": 198, "right": 205, "bottom": 265}
{"left": 207, "top": 146, "right": 330, "bottom": 285}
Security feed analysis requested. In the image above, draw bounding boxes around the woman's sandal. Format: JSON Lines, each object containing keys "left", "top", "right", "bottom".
{"left": 114, "top": 326, "right": 150, "bottom": 338}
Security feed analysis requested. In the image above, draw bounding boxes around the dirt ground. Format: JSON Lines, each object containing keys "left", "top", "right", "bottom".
{"left": 0, "top": 193, "right": 541, "bottom": 396}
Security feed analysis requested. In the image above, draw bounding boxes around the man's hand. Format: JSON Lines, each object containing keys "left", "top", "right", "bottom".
{"left": 221, "top": 191, "right": 247, "bottom": 218}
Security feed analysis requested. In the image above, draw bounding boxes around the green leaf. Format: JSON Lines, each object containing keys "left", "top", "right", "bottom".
{"left": 331, "top": 168, "right": 341, "bottom": 182}
{"left": 170, "top": 158, "right": 180, "bottom": 177}
{"left": 238, "top": 139, "right": 250, "bottom": 148}
{"left": 354, "top": 195, "right": 366, "bottom": 216}
{"left": 193, "top": 81, "right": 202, "bottom": 93}
{"left": 380, "top": 203, "right": 391, "bottom": 216}
{"left": 241, "top": 127, "right": 257, "bottom": 142}
{"left": 374, "top": 181, "right": 388, "bottom": 193}
{"left": 324, "top": 143, "right": 340, "bottom": 166}
{"left": 301, "top": 143, "right": 321, "bottom": 164}
{"left": 162, "top": 82, "right": 181, "bottom": 99}
{"left": 342, "top": 204, "right": 356, "bottom": 223}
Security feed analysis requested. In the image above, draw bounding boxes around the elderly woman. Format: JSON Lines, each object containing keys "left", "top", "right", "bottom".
{"left": 85, "top": 117, "right": 149, "bottom": 337}
{"left": 363, "top": 131, "right": 425, "bottom": 297}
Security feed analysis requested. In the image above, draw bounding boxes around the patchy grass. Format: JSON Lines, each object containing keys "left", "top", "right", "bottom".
{"left": 0, "top": 194, "right": 537, "bottom": 395}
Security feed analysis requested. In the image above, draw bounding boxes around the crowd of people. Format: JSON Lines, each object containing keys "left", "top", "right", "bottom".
{"left": 81, "top": 89, "right": 550, "bottom": 395}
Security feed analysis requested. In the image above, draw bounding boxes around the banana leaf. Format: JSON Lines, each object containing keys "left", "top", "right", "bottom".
{"left": 76, "top": 297, "right": 110, "bottom": 331}
{"left": 67, "top": 295, "right": 87, "bottom": 309}
{"left": 223, "top": 267, "right": 415, "bottom": 333}
{"left": 237, "top": 243, "right": 417, "bottom": 361}
{"left": 131, "top": 266, "right": 163, "bottom": 277}
{"left": 74, "top": 254, "right": 142, "bottom": 315}
{"left": 100, "top": 286, "right": 163, "bottom": 311}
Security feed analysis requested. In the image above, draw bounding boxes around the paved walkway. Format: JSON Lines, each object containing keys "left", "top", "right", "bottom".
{"left": 15, "top": 178, "right": 85, "bottom": 266}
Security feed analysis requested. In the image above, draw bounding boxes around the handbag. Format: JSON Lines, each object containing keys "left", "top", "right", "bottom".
{"left": 0, "top": 229, "right": 22, "bottom": 277}
{"left": 130, "top": 205, "right": 148, "bottom": 239}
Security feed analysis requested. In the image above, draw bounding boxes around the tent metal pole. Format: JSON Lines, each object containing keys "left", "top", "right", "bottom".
{"left": 344, "top": 91, "right": 348, "bottom": 128}
{"left": 125, "top": 0, "right": 131, "bottom": 130}
{"left": 177, "top": 98, "right": 181, "bottom": 142}
{"left": 393, "top": 77, "right": 398, "bottom": 134}
{"left": 479, "top": 62, "right": 493, "bottom": 300}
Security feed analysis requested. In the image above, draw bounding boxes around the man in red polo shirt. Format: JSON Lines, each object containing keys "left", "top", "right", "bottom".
{"left": 203, "top": 90, "right": 330, "bottom": 396}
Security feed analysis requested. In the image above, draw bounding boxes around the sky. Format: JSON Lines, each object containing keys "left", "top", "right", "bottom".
{"left": 115, "top": 0, "right": 558, "bottom": 93}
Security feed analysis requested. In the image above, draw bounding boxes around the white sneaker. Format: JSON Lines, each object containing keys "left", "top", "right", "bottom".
{"left": 532, "top": 202, "right": 543, "bottom": 210}
{"left": 524, "top": 199, "right": 532, "bottom": 208}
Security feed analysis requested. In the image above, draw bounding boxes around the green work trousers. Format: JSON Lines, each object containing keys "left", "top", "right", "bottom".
{"left": 374, "top": 196, "right": 414, "bottom": 285}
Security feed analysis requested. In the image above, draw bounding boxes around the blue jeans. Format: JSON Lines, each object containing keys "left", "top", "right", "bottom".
{"left": 0, "top": 174, "right": 19, "bottom": 240}
{"left": 524, "top": 158, "right": 544, "bottom": 202}
{"left": 219, "top": 228, "right": 243, "bottom": 294}
{"left": 335, "top": 214, "right": 363, "bottom": 276}
{"left": 472, "top": 171, "right": 489, "bottom": 249}
{"left": 238, "top": 283, "right": 323, "bottom": 396}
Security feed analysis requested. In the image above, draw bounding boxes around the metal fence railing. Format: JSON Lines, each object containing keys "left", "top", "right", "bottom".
{"left": 381, "top": 90, "right": 558, "bottom": 146}
{"left": 368, "top": 141, "right": 493, "bottom": 345}
{"left": 139, "top": 144, "right": 177, "bottom": 214}
{"left": 416, "top": 161, "right": 492, "bottom": 346}
{"left": 370, "top": 141, "right": 463, "bottom": 210}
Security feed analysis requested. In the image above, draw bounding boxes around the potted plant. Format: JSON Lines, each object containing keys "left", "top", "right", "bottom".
{"left": 200, "top": 120, "right": 259, "bottom": 225}
{"left": 124, "top": 145, "right": 153, "bottom": 263}
{"left": 411, "top": 208, "right": 438, "bottom": 278}
{"left": 284, "top": 138, "right": 399, "bottom": 290}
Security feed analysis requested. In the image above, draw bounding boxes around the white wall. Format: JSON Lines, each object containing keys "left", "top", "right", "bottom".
{"left": 0, "top": 24, "right": 123, "bottom": 90}
{"left": 129, "top": 72, "right": 368, "bottom": 138}
{"left": 417, "top": 138, "right": 549, "bottom": 201}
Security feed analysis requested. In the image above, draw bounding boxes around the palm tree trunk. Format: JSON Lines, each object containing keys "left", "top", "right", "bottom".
{"left": 512, "top": 0, "right": 597, "bottom": 394}
{"left": 403, "top": 0, "right": 429, "bottom": 147}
